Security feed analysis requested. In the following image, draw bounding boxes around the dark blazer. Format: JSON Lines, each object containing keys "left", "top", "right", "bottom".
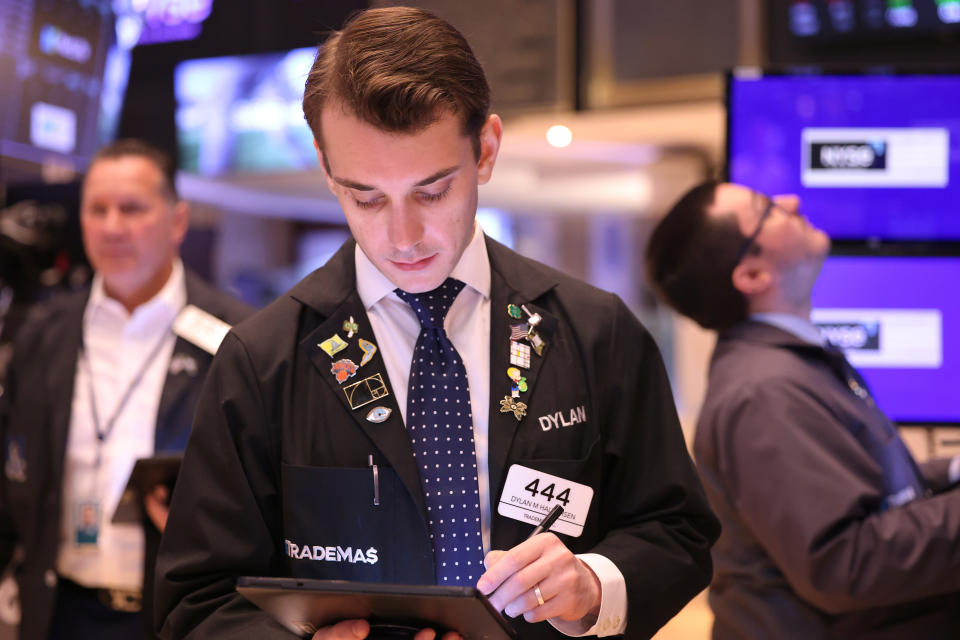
{"left": 155, "top": 237, "right": 720, "bottom": 640}
{"left": 0, "top": 270, "right": 252, "bottom": 640}
{"left": 696, "top": 321, "right": 960, "bottom": 639}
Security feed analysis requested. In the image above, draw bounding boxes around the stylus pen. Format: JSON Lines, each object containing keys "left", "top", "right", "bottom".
{"left": 527, "top": 504, "right": 564, "bottom": 539}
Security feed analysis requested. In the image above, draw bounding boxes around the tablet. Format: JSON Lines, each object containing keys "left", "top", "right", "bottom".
{"left": 236, "top": 576, "right": 518, "bottom": 639}
{"left": 111, "top": 454, "right": 182, "bottom": 524}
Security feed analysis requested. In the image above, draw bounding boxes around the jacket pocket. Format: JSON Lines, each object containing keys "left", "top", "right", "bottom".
{"left": 281, "top": 463, "right": 434, "bottom": 584}
{"left": 495, "top": 437, "right": 602, "bottom": 550}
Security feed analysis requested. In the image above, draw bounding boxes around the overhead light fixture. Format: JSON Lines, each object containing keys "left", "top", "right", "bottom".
{"left": 546, "top": 124, "right": 572, "bottom": 148}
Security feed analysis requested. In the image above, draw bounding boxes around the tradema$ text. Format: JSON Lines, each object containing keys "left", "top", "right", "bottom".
{"left": 285, "top": 540, "right": 379, "bottom": 564}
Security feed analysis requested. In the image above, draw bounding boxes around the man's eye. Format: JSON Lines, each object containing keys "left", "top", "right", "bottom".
{"left": 353, "top": 198, "right": 381, "bottom": 209}
{"left": 120, "top": 203, "right": 147, "bottom": 214}
{"left": 420, "top": 186, "right": 451, "bottom": 203}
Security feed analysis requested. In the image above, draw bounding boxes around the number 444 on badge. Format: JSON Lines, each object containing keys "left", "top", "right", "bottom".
{"left": 496, "top": 464, "right": 593, "bottom": 537}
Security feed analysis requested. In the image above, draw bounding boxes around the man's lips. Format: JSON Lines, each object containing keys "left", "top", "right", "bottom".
{"left": 389, "top": 255, "right": 437, "bottom": 272}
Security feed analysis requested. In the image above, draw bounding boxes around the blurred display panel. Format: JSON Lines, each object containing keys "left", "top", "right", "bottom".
{"left": 728, "top": 71, "right": 960, "bottom": 241}
{"left": 811, "top": 255, "right": 960, "bottom": 423}
{"left": 0, "top": 0, "right": 114, "bottom": 174}
{"left": 174, "top": 47, "right": 319, "bottom": 176}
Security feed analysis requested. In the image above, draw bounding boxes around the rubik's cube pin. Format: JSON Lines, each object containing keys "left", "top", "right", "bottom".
{"left": 509, "top": 340, "right": 531, "bottom": 368}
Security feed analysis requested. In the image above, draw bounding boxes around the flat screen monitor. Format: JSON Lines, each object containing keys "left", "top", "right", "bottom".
{"left": 810, "top": 255, "right": 960, "bottom": 424}
{"left": 727, "top": 71, "right": 960, "bottom": 242}
{"left": 0, "top": 0, "right": 116, "bottom": 175}
{"left": 174, "top": 47, "right": 319, "bottom": 176}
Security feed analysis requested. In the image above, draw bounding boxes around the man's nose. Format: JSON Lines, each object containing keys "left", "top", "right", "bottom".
{"left": 387, "top": 202, "right": 424, "bottom": 251}
{"left": 774, "top": 194, "right": 801, "bottom": 215}
{"left": 101, "top": 208, "right": 127, "bottom": 233}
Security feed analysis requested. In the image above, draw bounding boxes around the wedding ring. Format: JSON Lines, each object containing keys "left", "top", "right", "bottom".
{"left": 534, "top": 584, "right": 545, "bottom": 606}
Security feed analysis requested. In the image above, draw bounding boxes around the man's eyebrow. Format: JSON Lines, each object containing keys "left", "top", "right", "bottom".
{"left": 414, "top": 166, "right": 459, "bottom": 187}
{"left": 332, "top": 166, "right": 460, "bottom": 192}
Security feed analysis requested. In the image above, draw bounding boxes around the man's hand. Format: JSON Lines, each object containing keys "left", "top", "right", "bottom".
{"left": 143, "top": 484, "right": 170, "bottom": 532}
{"left": 477, "top": 533, "right": 601, "bottom": 624}
{"left": 310, "top": 619, "right": 462, "bottom": 640}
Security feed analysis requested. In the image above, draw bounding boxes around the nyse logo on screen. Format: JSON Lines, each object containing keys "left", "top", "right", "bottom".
{"left": 810, "top": 141, "right": 887, "bottom": 170}
{"left": 816, "top": 322, "right": 880, "bottom": 351}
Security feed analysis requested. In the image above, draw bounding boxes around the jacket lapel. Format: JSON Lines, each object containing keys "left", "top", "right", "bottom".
{"left": 291, "top": 242, "right": 427, "bottom": 521}
{"left": 300, "top": 293, "right": 426, "bottom": 519}
{"left": 485, "top": 238, "right": 559, "bottom": 517}
{"left": 47, "top": 292, "right": 88, "bottom": 487}
{"left": 154, "top": 271, "right": 231, "bottom": 452}
{"left": 154, "top": 338, "right": 208, "bottom": 452}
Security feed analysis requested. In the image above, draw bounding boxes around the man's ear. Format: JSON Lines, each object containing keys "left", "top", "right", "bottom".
{"left": 170, "top": 200, "right": 189, "bottom": 248}
{"left": 731, "top": 260, "right": 772, "bottom": 298}
{"left": 476, "top": 114, "right": 503, "bottom": 185}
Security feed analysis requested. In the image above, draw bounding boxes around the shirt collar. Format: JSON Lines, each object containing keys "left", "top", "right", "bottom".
{"left": 355, "top": 221, "right": 491, "bottom": 309}
{"left": 750, "top": 312, "right": 825, "bottom": 346}
{"left": 87, "top": 258, "right": 187, "bottom": 325}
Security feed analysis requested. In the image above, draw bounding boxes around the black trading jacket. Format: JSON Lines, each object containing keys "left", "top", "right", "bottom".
{"left": 156, "top": 237, "right": 720, "bottom": 640}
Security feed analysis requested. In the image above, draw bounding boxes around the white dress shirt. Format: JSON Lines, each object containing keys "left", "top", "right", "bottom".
{"left": 356, "top": 223, "right": 627, "bottom": 636}
{"left": 57, "top": 260, "right": 186, "bottom": 591}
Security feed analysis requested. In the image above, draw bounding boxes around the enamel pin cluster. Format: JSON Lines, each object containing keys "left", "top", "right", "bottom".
{"left": 318, "top": 315, "right": 392, "bottom": 422}
{"left": 499, "top": 303, "right": 546, "bottom": 421}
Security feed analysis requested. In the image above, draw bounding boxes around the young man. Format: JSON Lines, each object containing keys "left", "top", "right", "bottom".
{"left": 646, "top": 181, "right": 960, "bottom": 638}
{"left": 156, "top": 8, "right": 719, "bottom": 640}
{"left": 0, "top": 139, "right": 251, "bottom": 640}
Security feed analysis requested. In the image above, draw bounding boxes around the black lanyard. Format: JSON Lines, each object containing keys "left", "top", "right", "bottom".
{"left": 81, "top": 318, "right": 176, "bottom": 463}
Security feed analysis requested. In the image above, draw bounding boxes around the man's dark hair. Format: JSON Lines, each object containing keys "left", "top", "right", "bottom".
{"left": 302, "top": 6, "right": 491, "bottom": 161}
{"left": 89, "top": 138, "right": 178, "bottom": 202}
{"left": 645, "top": 181, "right": 750, "bottom": 331}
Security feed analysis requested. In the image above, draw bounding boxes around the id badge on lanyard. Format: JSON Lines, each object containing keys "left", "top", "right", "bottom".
{"left": 75, "top": 317, "right": 174, "bottom": 548}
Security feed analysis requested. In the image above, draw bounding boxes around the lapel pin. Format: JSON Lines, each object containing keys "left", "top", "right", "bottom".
{"left": 366, "top": 406, "right": 392, "bottom": 423}
{"left": 344, "top": 373, "right": 390, "bottom": 410}
{"left": 507, "top": 304, "right": 522, "bottom": 319}
{"left": 169, "top": 353, "right": 199, "bottom": 377}
{"left": 499, "top": 396, "right": 527, "bottom": 421}
{"left": 510, "top": 323, "right": 529, "bottom": 341}
{"left": 358, "top": 338, "right": 378, "bottom": 367}
{"left": 509, "top": 341, "right": 531, "bottom": 368}
{"left": 331, "top": 359, "right": 359, "bottom": 384}
{"left": 342, "top": 316, "right": 359, "bottom": 338}
{"left": 319, "top": 334, "right": 348, "bottom": 357}
{"left": 526, "top": 327, "right": 545, "bottom": 356}
{"left": 521, "top": 304, "right": 542, "bottom": 327}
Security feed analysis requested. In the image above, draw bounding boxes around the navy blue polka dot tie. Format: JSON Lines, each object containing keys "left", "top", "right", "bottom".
{"left": 395, "top": 279, "right": 485, "bottom": 586}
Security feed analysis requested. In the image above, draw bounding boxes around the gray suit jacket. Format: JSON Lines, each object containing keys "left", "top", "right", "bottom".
{"left": 697, "top": 321, "right": 960, "bottom": 639}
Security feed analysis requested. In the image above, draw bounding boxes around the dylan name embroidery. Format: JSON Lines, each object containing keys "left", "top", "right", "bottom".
{"left": 284, "top": 540, "right": 379, "bottom": 564}
{"left": 538, "top": 406, "right": 587, "bottom": 431}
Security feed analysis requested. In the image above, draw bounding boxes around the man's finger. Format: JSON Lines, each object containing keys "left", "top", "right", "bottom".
{"left": 311, "top": 619, "right": 369, "bottom": 640}
{"left": 476, "top": 535, "right": 549, "bottom": 594}
{"left": 413, "top": 628, "right": 436, "bottom": 640}
{"left": 483, "top": 549, "right": 506, "bottom": 569}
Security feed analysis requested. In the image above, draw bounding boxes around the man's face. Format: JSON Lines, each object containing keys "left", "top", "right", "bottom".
{"left": 81, "top": 156, "right": 187, "bottom": 301}
{"left": 318, "top": 104, "right": 501, "bottom": 293}
{"left": 715, "top": 182, "right": 830, "bottom": 269}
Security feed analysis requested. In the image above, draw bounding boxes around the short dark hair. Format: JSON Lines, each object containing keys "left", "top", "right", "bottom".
{"left": 645, "top": 181, "right": 750, "bottom": 331}
{"left": 89, "top": 138, "right": 178, "bottom": 202}
{"left": 302, "top": 6, "right": 490, "bottom": 160}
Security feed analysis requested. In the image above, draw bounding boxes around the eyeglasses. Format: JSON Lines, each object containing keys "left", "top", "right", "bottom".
{"left": 735, "top": 197, "right": 776, "bottom": 263}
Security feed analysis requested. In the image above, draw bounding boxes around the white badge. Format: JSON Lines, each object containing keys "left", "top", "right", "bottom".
{"left": 497, "top": 464, "right": 593, "bottom": 537}
{"left": 173, "top": 304, "right": 232, "bottom": 355}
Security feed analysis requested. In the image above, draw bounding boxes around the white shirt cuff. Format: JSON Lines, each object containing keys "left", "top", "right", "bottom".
{"left": 948, "top": 455, "right": 960, "bottom": 485}
{"left": 548, "top": 553, "right": 627, "bottom": 637}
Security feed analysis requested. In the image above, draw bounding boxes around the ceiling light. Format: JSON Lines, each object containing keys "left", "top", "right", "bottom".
{"left": 546, "top": 125, "right": 572, "bottom": 148}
